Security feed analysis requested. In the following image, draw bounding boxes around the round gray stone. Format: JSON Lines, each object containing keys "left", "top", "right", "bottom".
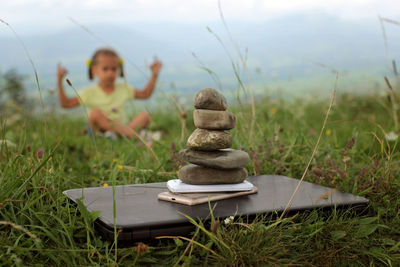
{"left": 179, "top": 148, "right": 250, "bottom": 169}
{"left": 178, "top": 164, "right": 248, "bottom": 184}
{"left": 194, "top": 88, "right": 227, "bottom": 111}
{"left": 187, "top": 129, "right": 232, "bottom": 151}
{"left": 193, "top": 109, "right": 236, "bottom": 130}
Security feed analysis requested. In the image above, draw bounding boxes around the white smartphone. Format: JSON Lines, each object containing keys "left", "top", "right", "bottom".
{"left": 167, "top": 179, "right": 254, "bottom": 193}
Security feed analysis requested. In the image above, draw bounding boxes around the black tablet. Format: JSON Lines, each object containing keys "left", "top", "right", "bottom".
{"left": 63, "top": 175, "right": 369, "bottom": 242}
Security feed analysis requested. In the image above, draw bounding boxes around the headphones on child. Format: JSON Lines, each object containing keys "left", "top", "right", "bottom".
{"left": 86, "top": 57, "right": 125, "bottom": 80}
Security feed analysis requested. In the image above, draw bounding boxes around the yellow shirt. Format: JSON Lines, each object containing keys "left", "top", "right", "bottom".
{"left": 78, "top": 83, "right": 134, "bottom": 124}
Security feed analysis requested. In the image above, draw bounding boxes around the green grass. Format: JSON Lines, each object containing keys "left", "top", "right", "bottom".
{"left": 1, "top": 91, "right": 399, "bottom": 266}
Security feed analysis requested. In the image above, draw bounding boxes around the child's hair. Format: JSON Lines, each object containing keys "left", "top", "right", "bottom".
{"left": 88, "top": 47, "right": 125, "bottom": 80}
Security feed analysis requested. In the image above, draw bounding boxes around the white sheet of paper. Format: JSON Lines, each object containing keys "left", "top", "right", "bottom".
{"left": 167, "top": 179, "right": 254, "bottom": 193}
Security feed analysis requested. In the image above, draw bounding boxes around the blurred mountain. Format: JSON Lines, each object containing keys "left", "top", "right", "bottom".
{"left": 1, "top": 13, "right": 399, "bottom": 97}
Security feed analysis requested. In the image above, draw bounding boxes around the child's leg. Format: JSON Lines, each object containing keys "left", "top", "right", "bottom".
{"left": 89, "top": 109, "right": 135, "bottom": 138}
{"left": 128, "top": 111, "right": 151, "bottom": 132}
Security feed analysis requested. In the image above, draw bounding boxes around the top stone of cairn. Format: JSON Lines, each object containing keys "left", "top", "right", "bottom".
{"left": 194, "top": 88, "right": 227, "bottom": 111}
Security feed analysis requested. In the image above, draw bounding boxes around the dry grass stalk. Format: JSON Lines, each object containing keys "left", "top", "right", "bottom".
{"left": 121, "top": 165, "right": 175, "bottom": 176}
{"left": 384, "top": 76, "right": 399, "bottom": 132}
{"left": 66, "top": 79, "right": 99, "bottom": 152}
{"left": 218, "top": 1, "right": 257, "bottom": 145}
{"left": 279, "top": 72, "right": 338, "bottom": 220}
{"left": 378, "top": 15, "right": 389, "bottom": 66}
{"left": 164, "top": 92, "right": 187, "bottom": 142}
{"left": 380, "top": 17, "right": 400, "bottom": 26}
{"left": 316, "top": 189, "right": 337, "bottom": 203}
{"left": 173, "top": 228, "right": 200, "bottom": 267}
{"left": 306, "top": 59, "right": 339, "bottom": 74}
{"left": 0, "top": 220, "right": 41, "bottom": 243}
{"left": 156, "top": 235, "right": 220, "bottom": 257}
{"left": 392, "top": 60, "right": 398, "bottom": 77}
{"left": 368, "top": 120, "right": 392, "bottom": 156}
{"left": 367, "top": 120, "right": 394, "bottom": 183}
{"left": 130, "top": 131, "right": 161, "bottom": 165}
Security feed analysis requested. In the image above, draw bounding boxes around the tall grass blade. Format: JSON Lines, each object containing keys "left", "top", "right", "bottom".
{"left": 0, "top": 221, "right": 41, "bottom": 243}
{"left": 0, "top": 19, "right": 47, "bottom": 139}
{"left": 11, "top": 143, "right": 60, "bottom": 199}
{"left": 65, "top": 79, "right": 98, "bottom": 152}
{"left": 392, "top": 60, "right": 398, "bottom": 77}
{"left": 383, "top": 76, "right": 399, "bottom": 131}
{"left": 178, "top": 212, "right": 233, "bottom": 258}
{"left": 280, "top": 72, "right": 338, "bottom": 219}
{"left": 68, "top": 17, "right": 147, "bottom": 78}
{"left": 218, "top": 0, "right": 257, "bottom": 145}
{"left": 378, "top": 15, "right": 389, "bottom": 69}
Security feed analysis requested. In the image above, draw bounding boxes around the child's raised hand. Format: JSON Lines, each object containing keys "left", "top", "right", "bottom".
{"left": 150, "top": 57, "right": 162, "bottom": 76}
{"left": 57, "top": 63, "right": 68, "bottom": 81}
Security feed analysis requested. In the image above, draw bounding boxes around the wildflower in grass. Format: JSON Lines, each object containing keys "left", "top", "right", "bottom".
{"left": 309, "top": 129, "right": 316, "bottom": 135}
{"left": 111, "top": 158, "right": 119, "bottom": 167}
{"left": 385, "top": 131, "right": 398, "bottom": 141}
{"left": 35, "top": 148, "right": 44, "bottom": 160}
{"left": 325, "top": 129, "right": 332, "bottom": 136}
{"left": 345, "top": 138, "right": 355, "bottom": 151}
{"left": 224, "top": 216, "right": 234, "bottom": 225}
{"left": 134, "top": 242, "right": 149, "bottom": 254}
{"left": 146, "top": 141, "right": 153, "bottom": 147}
{"left": 103, "top": 183, "right": 108, "bottom": 187}
{"left": 270, "top": 107, "right": 277, "bottom": 115}
{"left": 48, "top": 167, "right": 53, "bottom": 173}
{"left": 342, "top": 156, "right": 351, "bottom": 163}
{"left": 117, "top": 165, "right": 123, "bottom": 171}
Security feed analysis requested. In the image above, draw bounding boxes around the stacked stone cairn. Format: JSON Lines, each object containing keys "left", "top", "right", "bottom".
{"left": 178, "top": 88, "right": 251, "bottom": 185}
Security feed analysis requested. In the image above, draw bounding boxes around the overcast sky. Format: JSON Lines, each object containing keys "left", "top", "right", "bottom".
{"left": 1, "top": 0, "right": 400, "bottom": 36}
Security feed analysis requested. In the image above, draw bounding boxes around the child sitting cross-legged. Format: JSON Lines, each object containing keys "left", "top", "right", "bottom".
{"left": 57, "top": 47, "right": 162, "bottom": 139}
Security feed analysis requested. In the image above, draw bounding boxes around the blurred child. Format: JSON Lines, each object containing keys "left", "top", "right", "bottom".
{"left": 57, "top": 47, "right": 162, "bottom": 139}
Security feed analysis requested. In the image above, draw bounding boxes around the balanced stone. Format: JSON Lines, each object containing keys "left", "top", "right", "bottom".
{"left": 178, "top": 164, "right": 248, "bottom": 184}
{"left": 194, "top": 88, "right": 227, "bottom": 111}
{"left": 187, "top": 129, "right": 232, "bottom": 151}
{"left": 180, "top": 148, "right": 250, "bottom": 169}
{"left": 193, "top": 109, "right": 236, "bottom": 130}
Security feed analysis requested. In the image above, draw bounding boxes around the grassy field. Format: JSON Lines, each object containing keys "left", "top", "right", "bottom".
{"left": 1, "top": 86, "right": 400, "bottom": 266}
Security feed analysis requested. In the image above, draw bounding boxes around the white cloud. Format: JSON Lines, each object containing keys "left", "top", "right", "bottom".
{"left": 0, "top": 0, "right": 399, "bottom": 35}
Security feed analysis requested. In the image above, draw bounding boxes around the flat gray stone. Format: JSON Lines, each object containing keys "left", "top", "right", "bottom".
{"left": 178, "top": 164, "right": 248, "bottom": 184}
{"left": 193, "top": 109, "right": 236, "bottom": 130}
{"left": 180, "top": 148, "right": 250, "bottom": 169}
{"left": 194, "top": 88, "right": 227, "bottom": 111}
{"left": 187, "top": 129, "right": 232, "bottom": 151}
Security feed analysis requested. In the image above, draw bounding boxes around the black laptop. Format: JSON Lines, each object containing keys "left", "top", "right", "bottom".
{"left": 63, "top": 175, "right": 369, "bottom": 242}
